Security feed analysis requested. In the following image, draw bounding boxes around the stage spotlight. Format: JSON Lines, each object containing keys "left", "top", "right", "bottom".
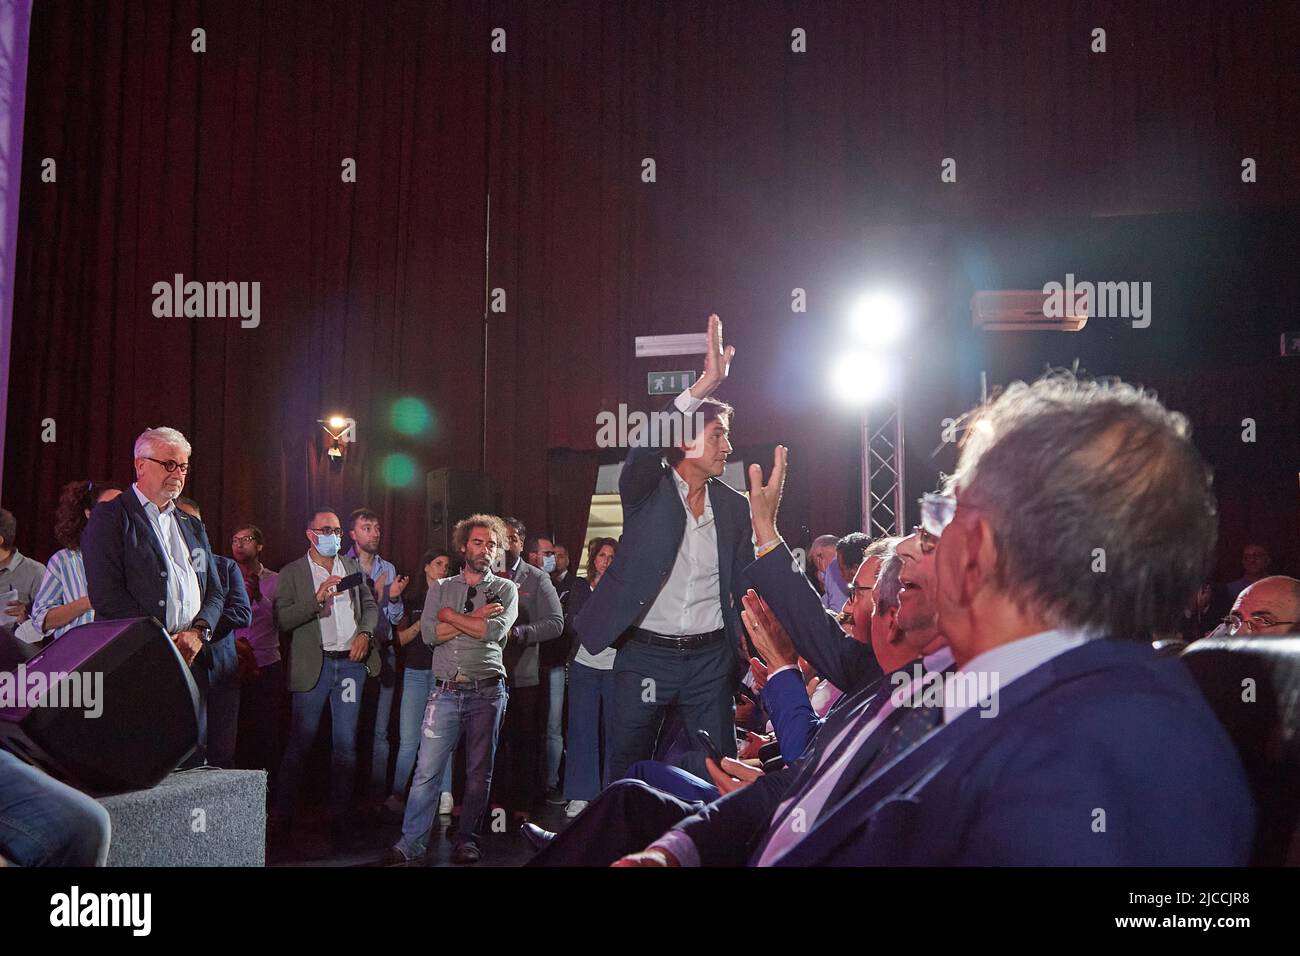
{"left": 848, "top": 291, "right": 906, "bottom": 348}
{"left": 829, "top": 351, "right": 891, "bottom": 407}
{"left": 328, "top": 415, "right": 348, "bottom": 430}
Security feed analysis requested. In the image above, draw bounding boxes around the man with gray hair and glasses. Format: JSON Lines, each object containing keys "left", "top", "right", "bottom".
{"left": 84, "top": 426, "right": 225, "bottom": 666}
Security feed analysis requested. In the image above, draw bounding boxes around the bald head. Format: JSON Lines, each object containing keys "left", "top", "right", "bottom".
{"left": 1231, "top": 576, "right": 1300, "bottom": 636}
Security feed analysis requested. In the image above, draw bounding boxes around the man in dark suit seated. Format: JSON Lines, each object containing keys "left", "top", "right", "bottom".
{"left": 531, "top": 375, "right": 1256, "bottom": 866}
{"left": 524, "top": 512, "right": 951, "bottom": 858}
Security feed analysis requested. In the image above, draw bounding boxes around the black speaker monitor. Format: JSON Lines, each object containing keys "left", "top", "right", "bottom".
{"left": 426, "top": 468, "right": 497, "bottom": 551}
{"left": 0, "top": 617, "right": 201, "bottom": 795}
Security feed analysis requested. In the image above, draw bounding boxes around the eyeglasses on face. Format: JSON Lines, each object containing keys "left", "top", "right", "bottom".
{"left": 846, "top": 583, "right": 873, "bottom": 602}
{"left": 1223, "top": 613, "right": 1296, "bottom": 635}
{"left": 146, "top": 457, "right": 190, "bottom": 474}
{"left": 311, "top": 526, "right": 343, "bottom": 536}
{"left": 232, "top": 535, "right": 258, "bottom": 546}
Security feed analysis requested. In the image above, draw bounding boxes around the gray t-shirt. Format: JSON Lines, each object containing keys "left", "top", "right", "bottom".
{"left": 422, "top": 570, "right": 518, "bottom": 681}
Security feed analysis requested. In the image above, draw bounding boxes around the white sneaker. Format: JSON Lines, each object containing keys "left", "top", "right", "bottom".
{"left": 439, "top": 792, "right": 454, "bottom": 815}
{"left": 564, "top": 800, "right": 588, "bottom": 818}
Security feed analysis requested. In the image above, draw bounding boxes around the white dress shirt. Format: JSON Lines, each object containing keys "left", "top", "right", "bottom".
{"left": 132, "top": 484, "right": 201, "bottom": 633}
{"left": 639, "top": 389, "right": 725, "bottom": 636}
{"left": 308, "top": 554, "right": 358, "bottom": 651}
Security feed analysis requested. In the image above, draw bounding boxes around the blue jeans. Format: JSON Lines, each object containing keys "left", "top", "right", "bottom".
{"left": 543, "top": 665, "right": 565, "bottom": 790}
{"left": 0, "top": 749, "right": 111, "bottom": 866}
{"left": 564, "top": 661, "right": 614, "bottom": 800}
{"left": 368, "top": 643, "right": 398, "bottom": 796}
{"left": 273, "top": 657, "right": 368, "bottom": 822}
{"left": 397, "top": 678, "right": 507, "bottom": 858}
{"left": 393, "top": 667, "right": 452, "bottom": 798}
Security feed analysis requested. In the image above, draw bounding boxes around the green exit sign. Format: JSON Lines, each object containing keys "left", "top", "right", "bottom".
{"left": 647, "top": 370, "right": 696, "bottom": 395}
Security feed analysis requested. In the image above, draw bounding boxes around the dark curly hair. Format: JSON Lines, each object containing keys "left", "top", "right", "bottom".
{"left": 54, "top": 479, "right": 121, "bottom": 550}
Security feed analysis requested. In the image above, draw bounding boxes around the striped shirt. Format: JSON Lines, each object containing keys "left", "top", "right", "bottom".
{"left": 31, "top": 548, "right": 94, "bottom": 639}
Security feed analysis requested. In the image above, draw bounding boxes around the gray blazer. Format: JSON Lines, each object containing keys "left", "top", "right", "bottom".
{"left": 502, "top": 558, "right": 564, "bottom": 688}
{"left": 274, "top": 553, "right": 380, "bottom": 692}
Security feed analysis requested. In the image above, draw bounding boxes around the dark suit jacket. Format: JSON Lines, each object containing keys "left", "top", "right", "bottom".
{"left": 194, "top": 555, "right": 252, "bottom": 690}
{"left": 747, "top": 542, "right": 882, "bottom": 696}
{"left": 678, "top": 638, "right": 1256, "bottom": 866}
{"left": 274, "top": 553, "right": 380, "bottom": 693}
{"left": 83, "top": 489, "right": 225, "bottom": 634}
{"left": 575, "top": 407, "right": 754, "bottom": 656}
{"left": 501, "top": 558, "right": 564, "bottom": 688}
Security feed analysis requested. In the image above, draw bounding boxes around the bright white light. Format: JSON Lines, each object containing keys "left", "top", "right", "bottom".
{"left": 848, "top": 292, "right": 906, "bottom": 348}
{"left": 830, "top": 352, "right": 892, "bottom": 407}
{"left": 328, "top": 415, "right": 347, "bottom": 429}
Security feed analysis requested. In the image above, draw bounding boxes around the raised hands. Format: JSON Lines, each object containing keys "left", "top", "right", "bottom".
{"left": 747, "top": 444, "right": 788, "bottom": 545}
{"left": 689, "top": 313, "right": 736, "bottom": 399}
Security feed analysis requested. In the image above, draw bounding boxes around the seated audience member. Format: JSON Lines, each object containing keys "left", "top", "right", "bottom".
{"left": 29, "top": 481, "right": 122, "bottom": 642}
{"left": 1209, "top": 543, "right": 1273, "bottom": 624}
{"left": 821, "top": 535, "right": 873, "bottom": 616}
{"left": 523, "top": 528, "right": 950, "bottom": 856}
{"left": 0, "top": 749, "right": 111, "bottom": 866}
{"left": 534, "top": 376, "right": 1256, "bottom": 866}
{"left": 82, "top": 427, "right": 226, "bottom": 666}
{"left": 176, "top": 497, "right": 252, "bottom": 768}
{"left": 1223, "top": 575, "right": 1300, "bottom": 636}
{"left": 230, "top": 524, "right": 284, "bottom": 773}
{"left": 385, "top": 549, "right": 456, "bottom": 820}
{"left": 0, "top": 507, "right": 48, "bottom": 646}
{"left": 562, "top": 536, "right": 618, "bottom": 817}
{"left": 808, "top": 534, "right": 840, "bottom": 603}
{"left": 271, "top": 507, "right": 380, "bottom": 854}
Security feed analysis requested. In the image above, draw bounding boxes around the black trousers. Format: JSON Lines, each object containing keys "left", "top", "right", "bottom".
{"left": 524, "top": 778, "right": 705, "bottom": 867}
{"left": 494, "top": 683, "right": 542, "bottom": 812}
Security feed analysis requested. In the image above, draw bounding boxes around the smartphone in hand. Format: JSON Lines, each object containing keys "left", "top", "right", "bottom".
{"left": 696, "top": 729, "right": 727, "bottom": 769}
{"left": 335, "top": 571, "right": 365, "bottom": 592}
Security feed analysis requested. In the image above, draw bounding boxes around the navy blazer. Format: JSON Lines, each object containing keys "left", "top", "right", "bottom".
{"left": 575, "top": 406, "right": 754, "bottom": 656}
{"left": 83, "top": 489, "right": 225, "bottom": 634}
{"left": 193, "top": 555, "right": 252, "bottom": 689}
{"left": 747, "top": 542, "right": 882, "bottom": 696}
{"left": 680, "top": 638, "right": 1256, "bottom": 866}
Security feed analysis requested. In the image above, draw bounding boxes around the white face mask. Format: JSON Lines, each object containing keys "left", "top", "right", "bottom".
{"left": 315, "top": 533, "right": 341, "bottom": 557}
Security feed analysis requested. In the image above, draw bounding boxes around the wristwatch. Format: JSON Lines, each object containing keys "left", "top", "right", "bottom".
{"left": 190, "top": 618, "right": 213, "bottom": 643}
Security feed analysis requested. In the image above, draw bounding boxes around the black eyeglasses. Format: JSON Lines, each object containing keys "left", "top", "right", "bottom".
{"left": 846, "top": 583, "right": 872, "bottom": 602}
{"left": 463, "top": 586, "right": 478, "bottom": 614}
{"left": 310, "top": 526, "right": 343, "bottom": 536}
{"left": 146, "top": 457, "right": 190, "bottom": 474}
{"left": 232, "top": 535, "right": 258, "bottom": 546}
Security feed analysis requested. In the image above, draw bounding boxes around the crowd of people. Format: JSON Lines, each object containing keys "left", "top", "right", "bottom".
{"left": 1, "top": 316, "right": 1296, "bottom": 867}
